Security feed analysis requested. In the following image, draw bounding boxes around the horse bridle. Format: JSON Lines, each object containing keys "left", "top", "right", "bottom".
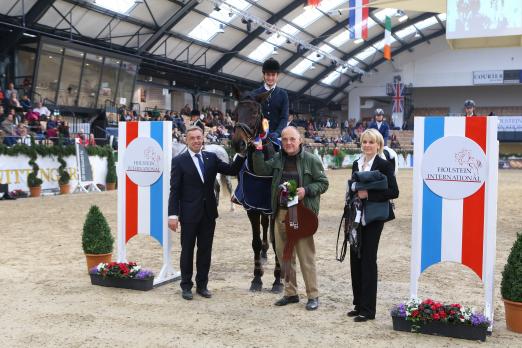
{"left": 233, "top": 99, "right": 264, "bottom": 146}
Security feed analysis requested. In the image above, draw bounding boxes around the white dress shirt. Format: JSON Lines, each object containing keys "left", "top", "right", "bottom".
{"left": 264, "top": 83, "right": 276, "bottom": 91}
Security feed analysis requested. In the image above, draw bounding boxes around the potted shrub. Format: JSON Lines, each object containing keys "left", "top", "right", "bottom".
{"left": 82, "top": 205, "right": 114, "bottom": 272}
{"left": 105, "top": 150, "right": 117, "bottom": 191}
{"left": 27, "top": 137, "right": 43, "bottom": 197}
{"left": 390, "top": 299, "right": 489, "bottom": 341}
{"left": 58, "top": 156, "right": 71, "bottom": 194}
{"left": 501, "top": 232, "right": 522, "bottom": 333}
{"left": 89, "top": 262, "right": 154, "bottom": 291}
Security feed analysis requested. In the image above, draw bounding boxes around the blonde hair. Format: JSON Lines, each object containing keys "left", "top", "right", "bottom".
{"left": 360, "top": 128, "right": 384, "bottom": 155}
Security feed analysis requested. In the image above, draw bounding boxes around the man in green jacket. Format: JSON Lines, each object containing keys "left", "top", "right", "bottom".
{"left": 253, "top": 126, "right": 328, "bottom": 310}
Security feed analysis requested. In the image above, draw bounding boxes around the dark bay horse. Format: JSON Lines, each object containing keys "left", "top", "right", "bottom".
{"left": 230, "top": 88, "right": 283, "bottom": 293}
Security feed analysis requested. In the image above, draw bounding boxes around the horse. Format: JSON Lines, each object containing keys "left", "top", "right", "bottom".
{"left": 230, "top": 87, "right": 283, "bottom": 293}
{"left": 455, "top": 149, "right": 482, "bottom": 176}
{"left": 172, "top": 142, "right": 235, "bottom": 211}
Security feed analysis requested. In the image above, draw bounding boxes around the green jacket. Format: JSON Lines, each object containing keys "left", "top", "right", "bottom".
{"left": 252, "top": 147, "right": 329, "bottom": 215}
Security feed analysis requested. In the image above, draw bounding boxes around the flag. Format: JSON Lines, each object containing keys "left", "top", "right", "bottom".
{"left": 392, "top": 81, "right": 404, "bottom": 113}
{"left": 307, "top": 0, "right": 321, "bottom": 6}
{"left": 384, "top": 15, "right": 392, "bottom": 60}
{"left": 349, "top": 0, "right": 369, "bottom": 40}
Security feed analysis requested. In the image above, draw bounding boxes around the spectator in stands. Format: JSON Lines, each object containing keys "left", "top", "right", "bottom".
{"left": 0, "top": 130, "right": 4, "bottom": 144}
{"left": 8, "top": 93, "right": 23, "bottom": 112}
{"left": 20, "top": 95, "right": 32, "bottom": 111}
{"left": 180, "top": 104, "right": 191, "bottom": 116}
{"left": 25, "top": 107, "right": 39, "bottom": 123}
{"left": 58, "top": 120, "right": 70, "bottom": 140}
{"left": 464, "top": 100, "right": 477, "bottom": 117}
{"left": 369, "top": 108, "right": 390, "bottom": 146}
{"left": 33, "top": 102, "right": 51, "bottom": 119}
{"left": 152, "top": 106, "right": 160, "bottom": 119}
{"left": 16, "top": 125, "right": 31, "bottom": 145}
{"left": 190, "top": 109, "right": 205, "bottom": 132}
{"left": 4, "top": 82, "right": 16, "bottom": 101}
{"left": 1, "top": 113, "right": 16, "bottom": 146}
{"left": 87, "top": 133, "right": 96, "bottom": 146}
{"left": 390, "top": 132, "right": 400, "bottom": 149}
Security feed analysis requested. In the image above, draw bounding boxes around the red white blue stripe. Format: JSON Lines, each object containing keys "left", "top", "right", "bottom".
{"left": 349, "top": 0, "right": 369, "bottom": 40}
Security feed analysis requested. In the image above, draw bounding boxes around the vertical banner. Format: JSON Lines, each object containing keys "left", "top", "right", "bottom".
{"left": 76, "top": 143, "right": 93, "bottom": 182}
{"left": 410, "top": 116, "right": 498, "bottom": 330}
{"left": 117, "top": 121, "right": 179, "bottom": 286}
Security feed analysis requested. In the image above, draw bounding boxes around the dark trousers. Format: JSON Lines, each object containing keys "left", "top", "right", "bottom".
{"left": 179, "top": 212, "right": 216, "bottom": 291}
{"left": 350, "top": 220, "right": 384, "bottom": 318}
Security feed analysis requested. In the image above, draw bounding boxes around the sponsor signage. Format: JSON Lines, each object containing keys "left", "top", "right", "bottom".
{"left": 123, "top": 137, "right": 164, "bottom": 187}
{"left": 422, "top": 136, "right": 487, "bottom": 199}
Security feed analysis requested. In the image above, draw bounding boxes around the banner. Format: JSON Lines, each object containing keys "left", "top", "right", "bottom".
{"left": 0, "top": 155, "right": 107, "bottom": 191}
{"left": 411, "top": 116, "right": 499, "bottom": 330}
{"left": 498, "top": 116, "right": 522, "bottom": 132}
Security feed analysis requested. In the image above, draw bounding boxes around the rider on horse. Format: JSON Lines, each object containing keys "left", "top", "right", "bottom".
{"left": 251, "top": 58, "right": 289, "bottom": 141}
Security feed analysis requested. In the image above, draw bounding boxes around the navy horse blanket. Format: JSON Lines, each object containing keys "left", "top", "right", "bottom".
{"left": 233, "top": 158, "right": 273, "bottom": 214}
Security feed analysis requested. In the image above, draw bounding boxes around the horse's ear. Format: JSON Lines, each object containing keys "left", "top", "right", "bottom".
{"left": 232, "top": 85, "right": 242, "bottom": 100}
{"left": 255, "top": 90, "right": 270, "bottom": 104}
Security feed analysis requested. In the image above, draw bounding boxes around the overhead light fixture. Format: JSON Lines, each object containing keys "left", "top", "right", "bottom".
{"left": 398, "top": 14, "right": 408, "bottom": 23}
{"left": 265, "top": 29, "right": 272, "bottom": 35}
{"left": 214, "top": 4, "right": 221, "bottom": 11}
{"left": 316, "top": 53, "right": 322, "bottom": 59}
{"left": 22, "top": 32, "right": 37, "bottom": 38}
{"left": 172, "top": 80, "right": 176, "bottom": 86}
{"left": 228, "top": 11, "right": 233, "bottom": 18}
{"left": 310, "top": 63, "right": 316, "bottom": 70}
{"left": 395, "top": 10, "right": 405, "bottom": 17}
{"left": 148, "top": 76, "right": 153, "bottom": 82}
{"left": 217, "top": 23, "right": 225, "bottom": 33}
{"left": 272, "top": 47, "right": 279, "bottom": 55}
{"left": 212, "top": 89, "right": 216, "bottom": 94}
{"left": 286, "top": 39, "right": 291, "bottom": 44}
{"left": 414, "top": 30, "right": 421, "bottom": 38}
{"left": 354, "top": 38, "right": 363, "bottom": 44}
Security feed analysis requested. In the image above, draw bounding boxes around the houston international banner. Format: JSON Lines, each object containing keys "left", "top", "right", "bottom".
{"left": 410, "top": 116, "right": 499, "bottom": 330}
{"left": 117, "top": 121, "right": 179, "bottom": 286}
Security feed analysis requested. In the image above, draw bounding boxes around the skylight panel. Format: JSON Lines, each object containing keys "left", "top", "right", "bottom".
{"left": 416, "top": 16, "right": 439, "bottom": 30}
{"left": 374, "top": 8, "right": 398, "bottom": 22}
{"left": 395, "top": 26, "right": 417, "bottom": 39}
{"left": 438, "top": 13, "right": 447, "bottom": 21}
{"left": 322, "top": 70, "right": 342, "bottom": 85}
{"left": 355, "top": 46, "right": 377, "bottom": 61}
{"left": 329, "top": 29, "right": 351, "bottom": 47}
{"left": 249, "top": 42, "right": 278, "bottom": 62}
{"left": 291, "top": 60, "right": 314, "bottom": 75}
{"left": 188, "top": 0, "right": 255, "bottom": 43}
{"left": 93, "top": 0, "right": 135, "bottom": 14}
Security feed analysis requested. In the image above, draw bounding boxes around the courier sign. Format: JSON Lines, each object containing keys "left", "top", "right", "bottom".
{"left": 422, "top": 136, "right": 487, "bottom": 200}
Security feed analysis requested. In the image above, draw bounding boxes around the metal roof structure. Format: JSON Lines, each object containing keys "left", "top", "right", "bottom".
{"left": 0, "top": 0, "right": 447, "bottom": 109}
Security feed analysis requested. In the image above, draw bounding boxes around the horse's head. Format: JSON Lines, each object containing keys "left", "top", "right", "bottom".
{"left": 230, "top": 86, "right": 269, "bottom": 153}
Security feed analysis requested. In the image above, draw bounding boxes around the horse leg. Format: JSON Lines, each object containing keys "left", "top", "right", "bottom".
{"left": 270, "top": 216, "right": 283, "bottom": 293}
{"left": 214, "top": 175, "right": 221, "bottom": 207}
{"left": 260, "top": 214, "right": 269, "bottom": 263}
{"left": 248, "top": 210, "right": 264, "bottom": 292}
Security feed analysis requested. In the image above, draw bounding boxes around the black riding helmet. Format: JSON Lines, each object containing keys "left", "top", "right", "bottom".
{"left": 464, "top": 99, "right": 475, "bottom": 108}
{"left": 262, "top": 58, "right": 280, "bottom": 73}
{"left": 374, "top": 108, "right": 385, "bottom": 116}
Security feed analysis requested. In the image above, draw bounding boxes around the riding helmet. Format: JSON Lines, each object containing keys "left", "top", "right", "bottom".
{"left": 374, "top": 108, "right": 385, "bottom": 116}
{"left": 262, "top": 58, "right": 280, "bottom": 73}
{"left": 464, "top": 99, "right": 475, "bottom": 108}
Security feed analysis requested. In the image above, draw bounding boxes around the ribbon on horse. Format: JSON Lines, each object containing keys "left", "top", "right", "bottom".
{"left": 282, "top": 202, "right": 318, "bottom": 282}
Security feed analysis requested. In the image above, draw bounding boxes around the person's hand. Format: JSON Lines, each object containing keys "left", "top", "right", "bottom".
{"left": 268, "top": 132, "right": 279, "bottom": 141}
{"left": 168, "top": 218, "right": 179, "bottom": 232}
{"left": 297, "top": 187, "right": 306, "bottom": 201}
{"left": 252, "top": 139, "right": 263, "bottom": 150}
{"left": 357, "top": 190, "right": 368, "bottom": 199}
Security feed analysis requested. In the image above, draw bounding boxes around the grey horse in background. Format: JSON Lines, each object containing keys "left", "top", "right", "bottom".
{"left": 172, "top": 142, "right": 235, "bottom": 211}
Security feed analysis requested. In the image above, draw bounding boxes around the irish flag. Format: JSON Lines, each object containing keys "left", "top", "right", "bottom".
{"left": 349, "top": 0, "right": 369, "bottom": 40}
{"left": 384, "top": 16, "right": 392, "bottom": 60}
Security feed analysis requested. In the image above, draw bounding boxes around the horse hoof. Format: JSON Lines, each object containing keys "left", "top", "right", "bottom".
{"left": 250, "top": 281, "right": 263, "bottom": 292}
{"left": 271, "top": 282, "right": 283, "bottom": 294}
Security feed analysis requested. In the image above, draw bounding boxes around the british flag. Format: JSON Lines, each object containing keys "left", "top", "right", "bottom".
{"left": 392, "top": 82, "right": 404, "bottom": 114}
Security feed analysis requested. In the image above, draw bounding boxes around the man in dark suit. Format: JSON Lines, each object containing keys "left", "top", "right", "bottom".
{"left": 368, "top": 108, "right": 390, "bottom": 146}
{"left": 251, "top": 58, "right": 289, "bottom": 140}
{"left": 168, "top": 126, "right": 245, "bottom": 300}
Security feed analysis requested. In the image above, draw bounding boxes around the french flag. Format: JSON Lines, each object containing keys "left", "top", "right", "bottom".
{"left": 117, "top": 121, "right": 172, "bottom": 246}
{"left": 349, "top": 0, "right": 369, "bottom": 40}
{"left": 411, "top": 116, "right": 498, "bottom": 285}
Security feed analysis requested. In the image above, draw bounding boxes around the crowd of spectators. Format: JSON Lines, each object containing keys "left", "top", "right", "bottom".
{"left": 0, "top": 82, "right": 82, "bottom": 146}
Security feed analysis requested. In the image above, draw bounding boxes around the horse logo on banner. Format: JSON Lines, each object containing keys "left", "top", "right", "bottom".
{"left": 411, "top": 116, "right": 499, "bottom": 331}
{"left": 117, "top": 121, "right": 180, "bottom": 286}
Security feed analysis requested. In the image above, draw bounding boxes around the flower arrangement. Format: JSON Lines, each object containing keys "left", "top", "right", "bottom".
{"left": 280, "top": 179, "right": 298, "bottom": 207}
{"left": 89, "top": 262, "right": 154, "bottom": 280}
{"left": 391, "top": 299, "right": 490, "bottom": 331}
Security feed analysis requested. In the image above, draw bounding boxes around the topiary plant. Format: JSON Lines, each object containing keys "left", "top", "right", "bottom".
{"left": 501, "top": 232, "right": 522, "bottom": 302}
{"left": 27, "top": 136, "right": 43, "bottom": 188}
{"left": 106, "top": 150, "right": 117, "bottom": 184}
{"left": 82, "top": 205, "right": 114, "bottom": 255}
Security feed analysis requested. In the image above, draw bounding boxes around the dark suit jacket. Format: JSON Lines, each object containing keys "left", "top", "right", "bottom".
{"left": 168, "top": 151, "right": 245, "bottom": 223}
{"left": 352, "top": 155, "right": 399, "bottom": 221}
{"left": 252, "top": 86, "right": 289, "bottom": 137}
{"left": 369, "top": 121, "right": 390, "bottom": 145}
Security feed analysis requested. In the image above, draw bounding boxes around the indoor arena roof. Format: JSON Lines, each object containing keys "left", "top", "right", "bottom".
{"left": 0, "top": 0, "right": 447, "bottom": 106}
